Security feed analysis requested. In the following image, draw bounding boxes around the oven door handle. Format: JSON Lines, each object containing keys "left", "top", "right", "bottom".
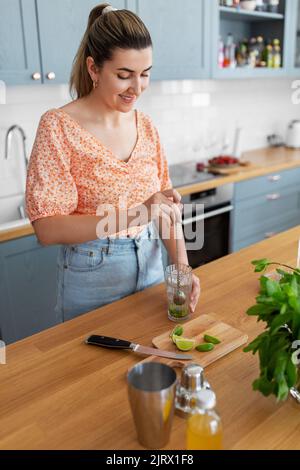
{"left": 182, "top": 204, "right": 234, "bottom": 226}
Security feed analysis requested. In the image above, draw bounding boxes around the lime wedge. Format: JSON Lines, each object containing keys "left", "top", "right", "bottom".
{"left": 171, "top": 334, "right": 182, "bottom": 344}
{"left": 175, "top": 336, "right": 195, "bottom": 352}
{"left": 203, "top": 334, "right": 221, "bottom": 345}
{"left": 169, "top": 325, "right": 184, "bottom": 338}
{"left": 196, "top": 343, "right": 214, "bottom": 352}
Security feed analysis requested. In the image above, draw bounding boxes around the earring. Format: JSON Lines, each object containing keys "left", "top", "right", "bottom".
{"left": 93, "top": 80, "right": 99, "bottom": 90}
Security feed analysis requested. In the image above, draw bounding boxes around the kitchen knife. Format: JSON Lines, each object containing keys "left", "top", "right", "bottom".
{"left": 85, "top": 334, "right": 192, "bottom": 360}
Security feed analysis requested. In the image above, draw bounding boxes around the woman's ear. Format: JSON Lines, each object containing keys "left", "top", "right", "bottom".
{"left": 86, "top": 56, "right": 99, "bottom": 82}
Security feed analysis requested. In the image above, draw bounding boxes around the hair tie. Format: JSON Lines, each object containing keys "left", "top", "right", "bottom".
{"left": 102, "top": 5, "right": 118, "bottom": 15}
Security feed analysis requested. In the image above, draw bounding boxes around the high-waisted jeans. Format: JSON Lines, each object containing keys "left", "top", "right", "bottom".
{"left": 55, "top": 222, "right": 166, "bottom": 322}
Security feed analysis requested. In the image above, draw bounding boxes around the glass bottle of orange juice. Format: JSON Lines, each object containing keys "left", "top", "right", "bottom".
{"left": 186, "top": 389, "right": 223, "bottom": 450}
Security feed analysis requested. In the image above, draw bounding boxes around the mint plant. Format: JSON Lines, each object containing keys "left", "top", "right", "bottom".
{"left": 244, "top": 259, "right": 300, "bottom": 401}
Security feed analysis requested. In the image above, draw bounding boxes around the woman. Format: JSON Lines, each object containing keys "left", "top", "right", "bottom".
{"left": 26, "top": 3, "right": 200, "bottom": 322}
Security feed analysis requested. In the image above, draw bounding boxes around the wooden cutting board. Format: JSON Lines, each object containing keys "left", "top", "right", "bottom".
{"left": 208, "top": 164, "right": 258, "bottom": 176}
{"left": 135, "top": 314, "right": 248, "bottom": 369}
{"left": 207, "top": 162, "right": 258, "bottom": 176}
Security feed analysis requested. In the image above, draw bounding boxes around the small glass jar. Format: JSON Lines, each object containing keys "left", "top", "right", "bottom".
{"left": 256, "top": 0, "right": 267, "bottom": 11}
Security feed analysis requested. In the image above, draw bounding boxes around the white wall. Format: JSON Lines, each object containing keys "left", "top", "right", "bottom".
{"left": 0, "top": 78, "right": 299, "bottom": 196}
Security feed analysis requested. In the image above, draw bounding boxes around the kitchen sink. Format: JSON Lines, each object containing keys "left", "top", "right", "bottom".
{"left": 0, "top": 193, "right": 29, "bottom": 232}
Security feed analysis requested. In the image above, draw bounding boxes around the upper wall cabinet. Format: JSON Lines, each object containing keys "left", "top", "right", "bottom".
{"left": 0, "top": 0, "right": 42, "bottom": 85}
{"left": 0, "top": 0, "right": 298, "bottom": 85}
{"left": 0, "top": 0, "right": 126, "bottom": 86}
{"left": 36, "top": 0, "right": 126, "bottom": 85}
{"left": 136, "top": 0, "right": 211, "bottom": 80}
{"left": 288, "top": 0, "right": 300, "bottom": 76}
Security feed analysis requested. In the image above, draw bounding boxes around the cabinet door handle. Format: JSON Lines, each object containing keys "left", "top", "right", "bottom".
{"left": 268, "top": 175, "right": 281, "bottom": 182}
{"left": 31, "top": 72, "right": 41, "bottom": 80}
{"left": 46, "top": 72, "right": 56, "bottom": 80}
{"left": 265, "top": 232, "right": 277, "bottom": 239}
{"left": 266, "top": 193, "right": 281, "bottom": 201}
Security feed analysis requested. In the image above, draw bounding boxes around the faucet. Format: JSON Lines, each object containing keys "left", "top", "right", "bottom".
{"left": 4, "top": 125, "right": 28, "bottom": 220}
{"left": 4, "top": 125, "right": 27, "bottom": 168}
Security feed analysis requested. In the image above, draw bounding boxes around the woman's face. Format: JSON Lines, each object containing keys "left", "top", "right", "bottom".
{"left": 89, "top": 47, "right": 152, "bottom": 112}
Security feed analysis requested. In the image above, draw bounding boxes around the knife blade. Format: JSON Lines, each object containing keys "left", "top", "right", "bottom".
{"left": 85, "top": 334, "right": 192, "bottom": 360}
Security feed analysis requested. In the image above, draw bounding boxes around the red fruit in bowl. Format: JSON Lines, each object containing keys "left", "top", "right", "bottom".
{"left": 209, "top": 155, "right": 239, "bottom": 166}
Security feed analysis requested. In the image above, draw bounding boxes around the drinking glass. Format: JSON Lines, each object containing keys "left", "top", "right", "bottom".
{"left": 165, "top": 264, "right": 193, "bottom": 322}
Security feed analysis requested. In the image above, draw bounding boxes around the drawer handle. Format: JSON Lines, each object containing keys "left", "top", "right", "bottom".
{"left": 266, "top": 193, "right": 281, "bottom": 201}
{"left": 268, "top": 175, "right": 281, "bottom": 182}
{"left": 265, "top": 232, "right": 277, "bottom": 239}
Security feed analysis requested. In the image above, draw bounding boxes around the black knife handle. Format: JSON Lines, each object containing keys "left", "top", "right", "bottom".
{"left": 85, "top": 335, "right": 132, "bottom": 350}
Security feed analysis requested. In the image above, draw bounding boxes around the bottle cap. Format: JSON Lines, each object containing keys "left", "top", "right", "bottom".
{"left": 194, "top": 389, "right": 217, "bottom": 411}
{"left": 175, "top": 363, "right": 211, "bottom": 418}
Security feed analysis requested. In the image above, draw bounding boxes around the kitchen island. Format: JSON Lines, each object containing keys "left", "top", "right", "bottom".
{"left": 0, "top": 226, "right": 300, "bottom": 450}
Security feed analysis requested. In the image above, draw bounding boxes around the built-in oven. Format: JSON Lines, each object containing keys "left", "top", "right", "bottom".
{"left": 181, "top": 184, "right": 234, "bottom": 269}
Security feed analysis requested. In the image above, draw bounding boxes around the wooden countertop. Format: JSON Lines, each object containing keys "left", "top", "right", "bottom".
{"left": 0, "top": 225, "right": 300, "bottom": 450}
{"left": 178, "top": 146, "right": 300, "bottom": 196}
{"left": 1, "top": 146, "right": 300, "bottom": 244}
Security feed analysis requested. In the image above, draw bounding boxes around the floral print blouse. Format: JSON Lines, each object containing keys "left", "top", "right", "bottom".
{"left": 25, "top": 108, "right": 172, "bottom": 238}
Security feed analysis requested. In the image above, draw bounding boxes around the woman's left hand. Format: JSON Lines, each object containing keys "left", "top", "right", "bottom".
{"left": 189, "top": 274, "right": 200, "bottom": 314}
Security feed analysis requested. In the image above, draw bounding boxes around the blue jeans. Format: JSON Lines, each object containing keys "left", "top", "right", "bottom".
{"left": 55, "top": 222, "right": 165, "bottom": 322}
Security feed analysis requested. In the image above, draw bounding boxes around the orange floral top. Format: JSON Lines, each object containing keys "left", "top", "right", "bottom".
{"left": 25, "top": 108, "right": 172, "bottom": 238}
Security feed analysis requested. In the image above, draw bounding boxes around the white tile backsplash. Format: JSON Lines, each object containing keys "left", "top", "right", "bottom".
{"left": 0, "top": 78, "right": 299, "bottom": 187}
{"left": 0, "top": 81, "right": 6, "bottom": 104}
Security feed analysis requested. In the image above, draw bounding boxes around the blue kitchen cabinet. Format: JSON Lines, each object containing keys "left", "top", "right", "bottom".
{"left": 0, "top": 0, "right": 42, "bottom": 85}
{"left": 136, "top": 0, "right": 211, "bottom": 80}
{"left": 230, "top": 167, "right": 300, "bottom": 252}
{"left": 287, "top": 0, "right": 300, "bottom": 76}
{"left": 36, "top": 0, "right": 126, "bottom": 85}
{"left": 0, "top": 235, "right": 60, "bottom": 344}
{"left": 211, "top": 0, "right": 292, "bottom": 79}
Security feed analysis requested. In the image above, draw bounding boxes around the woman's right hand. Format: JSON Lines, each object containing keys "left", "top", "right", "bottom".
{"left": 142, "top": 189, "right": 183, "bottom": 227}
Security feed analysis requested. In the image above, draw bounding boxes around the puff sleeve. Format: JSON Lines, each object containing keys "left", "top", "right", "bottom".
{"left": 25, "top": 111, "right": 78, "bottom": 223}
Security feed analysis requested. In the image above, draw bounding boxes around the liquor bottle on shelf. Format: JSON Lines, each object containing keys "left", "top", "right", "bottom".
{"left": 218, "top": 37, "right": 225, "bottom": 68}
{"left": 236, "top": 39, "right": 248, "bottom": 67}
{"left": 262, "top": 39, "right": 274, "bottom": 68}
{"left": 224, "top": 33, "right": 236, "bottom": 68}
{"left": 248, "top": 37, "right": 258, "bottom": 68}
{"left": 273, "top": 38, "right": 281, "bottom": 68}
{"left": 256, "top": 36, "right": 264, "bottom": 66}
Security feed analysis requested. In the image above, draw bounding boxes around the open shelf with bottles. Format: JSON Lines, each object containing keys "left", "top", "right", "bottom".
{"left": 212, "top": 0, "right": 290, "bottom": 79}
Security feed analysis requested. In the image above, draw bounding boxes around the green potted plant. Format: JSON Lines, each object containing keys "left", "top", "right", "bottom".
{"left": 244, "top": 258, "right": 300, "bottom": 402}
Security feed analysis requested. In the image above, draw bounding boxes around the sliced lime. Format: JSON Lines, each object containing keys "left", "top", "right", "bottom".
{"left": 175, "top": 336, "right": 195, "bottom": 352}
{"left": 196, "top": 343, "right": 214, "bottom": 352}
{"left": 171, "top": 334, "right": 182, "bottom": 344}
{"left": 204, "top": 334, "right": 221, "bottom": 345}
{"left": 169, "top": 325, "right": 184, "bottom": 339}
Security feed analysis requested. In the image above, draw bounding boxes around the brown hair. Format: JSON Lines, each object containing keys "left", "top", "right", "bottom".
{"left": 70, "top": 3, "right": 152, "bottom": 99}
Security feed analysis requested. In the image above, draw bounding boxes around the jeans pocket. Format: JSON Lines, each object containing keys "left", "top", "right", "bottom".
{"left": 66, "top": 246, "right": 107, "bottom": 272}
